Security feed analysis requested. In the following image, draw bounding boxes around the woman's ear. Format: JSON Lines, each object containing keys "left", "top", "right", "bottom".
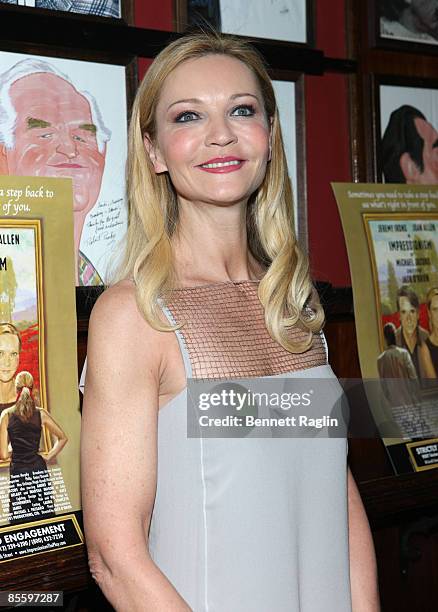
{"left": 400, "top": 152, "right": 420, "bottom": 183}
{"left": 143, "top": 133, "right": 168, "bottom": 174}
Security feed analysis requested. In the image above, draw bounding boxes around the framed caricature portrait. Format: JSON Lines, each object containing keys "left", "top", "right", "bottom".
{"left": 175, "top": 0, "right": 315, "bottom": 47}
{"left": 371, "top": 75, "right": 438, "bottom": 185}
{"left": 0, "top": 49, "right": 135, "bottom": 292}
{"left": 0, "top": 0, "right": 134, "bottom": 22}
{"left": 370, "top": 0, "right": 438, "bottom": 53}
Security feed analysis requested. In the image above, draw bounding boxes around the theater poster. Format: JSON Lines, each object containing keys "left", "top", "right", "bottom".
{"left": 0, "top": 176, "right": 82, "bottom": 562}
{"left": 333, "top": 183, "right": 438, "bottom": 474}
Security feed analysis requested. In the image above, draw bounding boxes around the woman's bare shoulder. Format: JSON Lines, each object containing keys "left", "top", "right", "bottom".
{"left": 36, "top": 407, "right": 48, "bottom": 422}
{"left": 0, "top": 408, "right": 12, "bottom": 421}
{"left": 90, "top": 280, "right": 156, "bottom": 338}
{"left": 87, "top": 280, "right": 163, "bottom": 378}
{"left": 91, "top": 280, "right": 139, "bottom": 322}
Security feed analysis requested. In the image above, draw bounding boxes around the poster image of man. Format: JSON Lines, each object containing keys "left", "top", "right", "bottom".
{"left": 364, "top": 215, "right": 438, "bottom": 380}
{"left": 377, "top": 321, "right": 434, "bottom": 439}
{"left": 380, "top": 84, "right": 438, "bottom": 185}
{"left": 0, "top": 0, "right": 121, "bottom": 18}
{"left": 381, "top": 105, "right": 438, "bottom": 184}
{"left": 0, "top": 59, "right": 111, "bottom": 285}
{"left": 378, "top": 322, "right": 420, "bottom": 401}
{"left": 380, "top": 0, "right": 438, "bottom": 44}
{"left": 333, "top": 183, "right": 438, "bottom": 470}
{"left": 425, "top": 286, "right": 438, "bottom": 371}
{"left": 365, "top": 216, "right": 438, "bottom": 442}
{"left": 395, "top": 285, "right": 436, "bottom": 380}
{"left": 366, "top": 214, "right": 438, "bottom": 376}
{"left": 0, "top": 51, "right": 128, "bottom": 287}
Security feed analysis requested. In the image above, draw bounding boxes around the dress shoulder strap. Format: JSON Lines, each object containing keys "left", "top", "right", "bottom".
{"left": 79, "top": 358, "right": 87, "bottom": 395}
{"left": 78, "top": 299, "right": 195, "bottom": 395}
{"left": 157, "top": 298, "right": 193, "bottom": 379}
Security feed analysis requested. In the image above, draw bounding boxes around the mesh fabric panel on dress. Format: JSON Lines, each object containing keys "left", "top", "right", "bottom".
{"left": 164, "top": 280, "right": 327, "bottom": 380}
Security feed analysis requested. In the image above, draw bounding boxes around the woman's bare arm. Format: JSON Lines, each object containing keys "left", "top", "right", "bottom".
{"left": 0, "top": 411, "right": 10, "bottom": 461}
{"left": 39, "top": 409, "right": 68, "bottom": 462}
{"left": 348, "top": 467, "right": 380, "bottom": 612}
{"left": 81, "top": 282, "right": 191, "bottom": 612}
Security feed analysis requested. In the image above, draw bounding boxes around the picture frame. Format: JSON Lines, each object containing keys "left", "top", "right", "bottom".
{"left": 347, "top": 1, "right": 438, "bottom": 183}
{"left": 174, "top": 0, "right": 315, "bottom": 48}
{"left": 333, "top": 182, "right": 438, "bottom": 474}
{"left": 0, "top": 178, "right": 83, "bottom": 546}
{"left": 370, "top": 74, "right": 438, "bottom": 184}
{"left": 270, "top": 71, "right": 308, "bottom": 246}
{"left": 0, "top": 41, "right": 137, "bottom": 314}
{"left": 369, "top": 1, "right": 438, "bottom": 53}
{"left": 0, "top": 0, "right": 134, "bottom": 23}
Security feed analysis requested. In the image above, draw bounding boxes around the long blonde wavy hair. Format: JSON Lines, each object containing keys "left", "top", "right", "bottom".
{"left": 114, "top": 31, "right": 324, "bottom": 352}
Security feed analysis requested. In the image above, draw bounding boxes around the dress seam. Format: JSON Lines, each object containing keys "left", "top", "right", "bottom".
{"left": 200, "top": 436, "right": 209, "bottom": 611}
{"left": 158, "top": 299, "right": 194, "bottom": 378}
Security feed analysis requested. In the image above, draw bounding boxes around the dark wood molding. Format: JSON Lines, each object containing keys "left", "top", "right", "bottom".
{"left": 0, "top": 542, "right": 92, "bottom": 596}
{"left": 0, "top": 7, "right": 357, "bottom": 76}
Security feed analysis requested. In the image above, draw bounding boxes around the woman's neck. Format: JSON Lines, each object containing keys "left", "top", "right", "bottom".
{"left": 0, "top": 380, "right": 16, "bottom": 405}
{"left": 172, "top": 200, "right": 265, "bottom": 284}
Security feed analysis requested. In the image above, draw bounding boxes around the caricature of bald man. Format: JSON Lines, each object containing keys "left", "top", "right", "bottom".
{"left": 0, "top": 59, "right": 111, "bottom": 285}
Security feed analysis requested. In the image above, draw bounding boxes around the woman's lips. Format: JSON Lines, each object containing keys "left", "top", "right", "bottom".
{"left": 197, "top": 158, "right": 245, "bottom": 173}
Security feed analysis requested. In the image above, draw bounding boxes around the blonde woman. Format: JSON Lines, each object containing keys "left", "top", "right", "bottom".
{"left": 0, "top": 371, "right": 67, "bottom": 524}
{"left": 81, "top": 32, "right": 379, "bottom": 611}
{"left": 0, "top": 322, "right": 21, "bottom": 411}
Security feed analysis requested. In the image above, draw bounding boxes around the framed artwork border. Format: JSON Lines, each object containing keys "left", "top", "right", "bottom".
{"left": 0, "top": 0, "right": 135, "bottom": 24}
{"left": 0, "top": 219, "right": 45, "bottom": 470}
{"left": 369, "top": 74, "right": 438, "bottom": 183}
{"left": 173, "top": 0, "right": 316, "bottom": 48}
{"left": 270, "top": 69, "right": 308, "bottom": 248}
{"left": 369, "top": 1, "right": 438, "bottom": 55}
{"left": 346, "top": 0, "right": 438, "bottom": 184}
{"left": 0, "top": 40, "right": 137, "bottom": 316}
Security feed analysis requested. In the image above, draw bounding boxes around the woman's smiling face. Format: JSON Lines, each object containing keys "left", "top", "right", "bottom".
{"left": 146, "top": 54, "right": 271, "bottom": 208}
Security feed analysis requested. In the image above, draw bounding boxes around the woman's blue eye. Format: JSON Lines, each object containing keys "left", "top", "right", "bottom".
{"left": 175, "top": 111, "right": 198, "bottom": 123}
{"left": 231, "top": 105, "right": 255, "bottom": 117}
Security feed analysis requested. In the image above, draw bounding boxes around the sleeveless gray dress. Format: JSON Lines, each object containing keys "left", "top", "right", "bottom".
{"left": 148, "top": 280, "right": 352, "bottom": 612}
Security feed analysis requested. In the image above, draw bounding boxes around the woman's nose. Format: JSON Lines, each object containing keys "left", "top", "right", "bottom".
{"left": 205, "top": 116, "right": 238, "bottom": 147}
{"left": 0, "top": 353, "right": 10, "bottom": 366}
